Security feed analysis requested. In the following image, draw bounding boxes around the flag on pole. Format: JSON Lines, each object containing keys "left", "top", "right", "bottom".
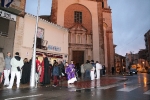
{"left": 1, "top": 0, "right": 14, "bottom": 8}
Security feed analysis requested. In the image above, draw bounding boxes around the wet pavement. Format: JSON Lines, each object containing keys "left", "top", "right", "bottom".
{"left": 0, "top": 76, "right": 127, "bottom": 90}
{"left": 0, "top": 73, "right": 149, "bottom": 100}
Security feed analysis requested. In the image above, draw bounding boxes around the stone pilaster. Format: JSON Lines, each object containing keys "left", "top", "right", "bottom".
{"left": 20, "top": 0, "right": 26, "bottom": 11}
{"left": 106, "top": 32, "right": 110, "bottom": 72}
{"left": 108, "top": 32, "right": 114, "bottom": 68}
{"left": 13, "top": 16, "right": 24, "bottom": 56}
{"left": 51, "top": 0, "right": 58, "bottom": 24}
{"left": 97, "top": 2, "right": 105, "bottom": 65}
{"left": 19, "top": 0, "right": 26, "bottom": 16}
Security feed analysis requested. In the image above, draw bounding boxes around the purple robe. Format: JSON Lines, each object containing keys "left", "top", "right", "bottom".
{"left": 65, "top": 64, "right": 76, "bottom": 80}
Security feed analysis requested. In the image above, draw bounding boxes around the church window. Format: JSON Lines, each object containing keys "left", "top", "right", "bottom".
{"left": 74, "top": 11, "right": 82, "bottom": 23}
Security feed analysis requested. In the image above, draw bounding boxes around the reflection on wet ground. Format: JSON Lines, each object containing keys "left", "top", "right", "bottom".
{"left": 0, "top": 76, "right": 127, "bottom": 90}
{"left": 62, "top": 77, "right": 127, "bottom": 89}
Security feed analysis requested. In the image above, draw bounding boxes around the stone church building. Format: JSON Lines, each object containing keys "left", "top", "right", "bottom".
{"left": 50, "top": 0, "right": 114, "bottom": 72}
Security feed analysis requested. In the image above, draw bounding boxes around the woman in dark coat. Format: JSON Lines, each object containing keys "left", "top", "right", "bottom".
{"left": 40, "top": 53, "right": 50, "bottom": 86}
{"left": 21, "top": 58, "right": 31, "bottom": 84}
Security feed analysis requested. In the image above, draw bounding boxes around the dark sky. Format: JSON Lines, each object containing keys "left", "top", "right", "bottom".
{"left": 108, "top": 0, "right": 150, "bottom": 56}
{"left": 25, "top": 0, "right": 150, "bottom": 56}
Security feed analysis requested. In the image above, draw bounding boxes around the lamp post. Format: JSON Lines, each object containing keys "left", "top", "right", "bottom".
{"left": 30, "top": 0, "right": 40, "bottom": 88}
{"left": 142, "top": 61, "right": 145, "bottom": 69}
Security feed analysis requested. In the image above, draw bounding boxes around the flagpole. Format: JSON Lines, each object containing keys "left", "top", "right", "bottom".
{"left": 30, "top": 0, "right": 40, "bottom": 88}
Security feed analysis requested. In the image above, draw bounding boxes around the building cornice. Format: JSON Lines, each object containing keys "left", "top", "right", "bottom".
{"left": 69, "top": 43, "right": 92, "bottom": 49}
{"left": 102, "top": 8, "right": 112, "bottom": 13}
{"left": 25, "top": 13, "right": 68, "bottom": 32}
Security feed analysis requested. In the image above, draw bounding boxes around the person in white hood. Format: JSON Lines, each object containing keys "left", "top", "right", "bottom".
{"left": 96, "top": 61, "right": 102, "bottom": 79}
{"left": 7, "top": 52, "right": 24, "bottom": 89}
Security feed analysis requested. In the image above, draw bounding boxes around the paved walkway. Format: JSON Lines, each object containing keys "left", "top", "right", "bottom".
{"left": 0, "top": 76, "right": 127, "bottom": 90}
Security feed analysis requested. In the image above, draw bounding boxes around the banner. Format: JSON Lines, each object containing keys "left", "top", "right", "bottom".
{"left": 0, "top": 9, "right": 16, "bottom": 21}
{"left": 1, "top": 0, "right": 14, "bottom": 7}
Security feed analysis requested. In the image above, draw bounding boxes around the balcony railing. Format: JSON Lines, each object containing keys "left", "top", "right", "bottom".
{"left": 36, "top": 39, "right": 48, "bottom": 50}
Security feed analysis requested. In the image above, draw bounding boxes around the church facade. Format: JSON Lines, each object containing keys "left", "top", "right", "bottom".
{"left": 50, "top": 0, "right": 114, "bottom": 72}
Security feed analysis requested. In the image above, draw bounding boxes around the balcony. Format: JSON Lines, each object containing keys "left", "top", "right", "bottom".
{"left": 36, "top": 38, "right": 48, "bottom": 50}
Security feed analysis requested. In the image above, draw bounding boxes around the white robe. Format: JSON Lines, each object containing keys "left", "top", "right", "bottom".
{"left": 90, "top": 67, "right": 95, "bottom": 80}
{"left": 96, "top": 63, "right": 102, "bottom": 79}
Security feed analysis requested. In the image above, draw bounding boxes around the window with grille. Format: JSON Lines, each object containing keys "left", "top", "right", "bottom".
{"left": 74, "top": 11, "right": 82, "bottom": 23}
{"left": 0, "top": 17, "right": 9, "bottom": 37}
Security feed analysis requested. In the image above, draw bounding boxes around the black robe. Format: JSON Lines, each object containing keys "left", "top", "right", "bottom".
{"left": 21, "top": 62, "right": 31, "bottom": 84}
{"left": 42, "top": 57, "right": 50, "bottom": 85}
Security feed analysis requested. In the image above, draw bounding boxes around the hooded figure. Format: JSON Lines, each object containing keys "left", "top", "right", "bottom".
{"left": 7, "top": 52, "right": 24, "bottom": 89}
{"left": 21, "top": 58, "right": 31, "bottom": 84}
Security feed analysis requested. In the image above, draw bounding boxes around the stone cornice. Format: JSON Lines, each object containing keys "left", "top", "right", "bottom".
{"left": 106, "top": 30, "right": 113, "bottom": 33}
{"left": 25, "top": 13, "right": 68, "bottom": 32}
{"left": 102, "top": 8, "right": 112, "bottom": 13}
{"left": 69, "top": 43, "right": 92, "bottom": 48}
{"left": 36, "top": 48, "right": 68, "bottom": 55}
{"left": 89, "top": 0, "right": 103, "bottom": 2}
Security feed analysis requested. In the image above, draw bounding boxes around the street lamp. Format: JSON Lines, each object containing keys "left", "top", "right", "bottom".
{"left": 142, "top": 62, "right": 145, "bottom": 67}
{"left": 30, "top": 0, "right": 40, "bottom": 88}
{"left": 142, "top": 61, "right": 145, "bottom": 72}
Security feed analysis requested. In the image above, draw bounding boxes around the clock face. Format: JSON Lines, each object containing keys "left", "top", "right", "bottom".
{"left": 37, "top": 27, "right": 44, "bottom": 39}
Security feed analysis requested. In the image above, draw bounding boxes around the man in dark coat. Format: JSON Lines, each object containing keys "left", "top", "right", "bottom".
{"left": 58, "top": 61, "right": 65, "bottom": 81}
{"left": 40, "top": 53, "right": 50, "bottom": 86}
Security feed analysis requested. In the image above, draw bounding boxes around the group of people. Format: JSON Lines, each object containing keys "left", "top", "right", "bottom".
{"left": 0, "top": 52, "right": 33, "bottom": 89}
{"left": 0, "top": 51, "right": 107, "bottom": 89}
{"left": 80, "top": 60, "right": 105, "bottom": 81}
{"left": 36, "top": 56, "right": 77, "bottom": 87}
{"left": 0, "top": 51, "right": 78, "bottom": 89}
{"left": 35, "top": 53, "right": 77, "bottom": 87}
{"left": 2, "top": 52, "right": 24, "bottom": 89}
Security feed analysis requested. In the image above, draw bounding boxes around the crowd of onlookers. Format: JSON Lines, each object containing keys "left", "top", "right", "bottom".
{"left": 0, "top": 52, "right": 106, "bottom": 89}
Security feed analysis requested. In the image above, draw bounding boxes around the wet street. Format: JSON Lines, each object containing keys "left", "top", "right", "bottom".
{"left": 0, "top": 73, "right": 150, "bottom": 100}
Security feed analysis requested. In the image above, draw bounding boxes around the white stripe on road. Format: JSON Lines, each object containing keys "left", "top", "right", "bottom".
{"left": 5, "top": 94, "right": 43, "bottom": 100}
{"left": 117, "top": 85, "right": 140, "bottom": 92}
{"left": 97, "top": 81, "right": 132, "bottom": 90}
{"left": 144, "top": 90, "right": 150, "bottom": 95}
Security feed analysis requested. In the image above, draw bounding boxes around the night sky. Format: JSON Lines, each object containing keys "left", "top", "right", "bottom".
{"left": 25, "top": 0, "right": 150, "bottom": 56}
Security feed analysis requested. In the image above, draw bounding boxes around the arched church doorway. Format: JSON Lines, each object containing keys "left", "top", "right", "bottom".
{"left": 72, "top": 51, "right": 84, "bottom": 77}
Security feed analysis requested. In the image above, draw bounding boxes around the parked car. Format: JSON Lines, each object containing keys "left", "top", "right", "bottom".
{"left": 130, "top": 68, "right": 137, "bottom": 74}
